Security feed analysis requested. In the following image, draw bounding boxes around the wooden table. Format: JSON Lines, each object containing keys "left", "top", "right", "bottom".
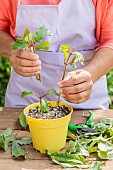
{"left": 0, "top": 108, "right": 113, "bottom": 170}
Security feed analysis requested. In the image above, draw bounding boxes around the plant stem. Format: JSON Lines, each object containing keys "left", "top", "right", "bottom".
{"left": 30, "top": 44, "right": 42, "bottom": 82}
{"left": 39, "top": 91, "right": 42, "bottom": 104}
{"left": 57, "top": 53, "right": 71, "bottom": 105}
{"left": 62, "top": 53, "right": 71, "bottom": 81}
{"left": 62, "top": 62, "right": 67, "bottom": 81}
{"left": 41, "top": 94, "right": 47, "bottom": 98}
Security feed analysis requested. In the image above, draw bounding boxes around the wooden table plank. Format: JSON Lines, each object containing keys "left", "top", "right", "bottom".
{"left": 0, "top": 159, "right": 61, "bottom": 170}
{"left": 1, "top": 108, "right": 113, "bottom": 130}
{"left": 0, "top": 159, "right": 113, "bottom": 170}
{"left": 0, "top": 108, "right": 113, "bottom": 170}
{"left": 0, "top": 108, "right": 23, "bottom": 130}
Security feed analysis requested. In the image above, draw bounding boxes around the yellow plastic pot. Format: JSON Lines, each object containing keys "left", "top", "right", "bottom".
{"left": 24, "top": 101, "right": 73, "bottom": 153}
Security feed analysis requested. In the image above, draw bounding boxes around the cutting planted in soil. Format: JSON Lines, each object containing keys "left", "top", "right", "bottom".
{"left": 27, "top": 105, "right": 70, "bottom": 119}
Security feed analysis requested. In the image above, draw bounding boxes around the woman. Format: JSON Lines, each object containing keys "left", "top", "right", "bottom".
{"left": 0, "top": 0, "right": 113, "bottom": 109}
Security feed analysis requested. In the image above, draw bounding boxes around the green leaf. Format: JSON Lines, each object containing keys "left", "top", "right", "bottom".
{"left": 76, "top": 141, "right": 89, "bottom": 157}
{"left": 89, "top": 136, "right": 106, "bottom": 148}
{"left": 21, "top": 91, "right": 34, "bottom": 97}
{"left": 48, "top": 151, "right": 88, "bottom": 168}
{"left": 35, "top": 41, "right": 50, "bottom": 51}
{"left": 71, "top": 63, "right": 76, "bottom": 68}
{"left": 98, "top": 150, "right": 113, "bottom": 160}
{"left": 1, "top": 127, "right": 12, "bottom": 137}
{"left": 107, "top": 150, "right": 113, "bottom": 159}
{"left": 0, "top": 128, "right": 12, "bottom": 151}
{"left": 17, "top": 138, "right": 32, "bottom": 145}
{"left": 108, "top": 128, "right": 113, "bottom": 136}
{"left": 88, "top": 146, "right": 98, "bottom": 153}
{"left": 67, "top": 140, "right": 76, "bottom": 154}
{"left": 0, "top": 135, "right": 9, "bottom": 151}
{"left": 67, "top": 130, "right": 76, "bottom": 141}
{"left": 98, "top": 150, "right": 109, "bottom": 159}
{"left": 47, "top": 89, "right": 59, "bottom": 96}
{"left": 25, "top": 32, "right": 34, "bottom": 42}
{"left": 19, "top": 112, "right": 28, "bottom": 128}
{"left": 70, "top": 52, "right": 84, "bottom": 66}
{"left": 11, "top": 41, "right": 27, "bottom": 50}
{"left": 60, "top": 44, "right": 70, "bottom": 60}
{"left": 15, "top": 38, "right": 24, "bottom": 43}
{"left": 35, "top": 26, "right": 51, "bottom": 42}
{"left": 40, "top": 99, "right": 48, "bottom": 112}
{"left": 12, "top": 140, "right": 25, "bottom": 158}
{"left": 91, "top": 161, "right": 105, "bottom": 170}
{"left": 24, "top": 28, "right": 30, "bottom": 38}
{"left": 98, "top": 141, "right": 112, "bottom": 152}
{"left": 94, "top": 122, "right": 108, "bottom": 131}
{"left": 101, "top": 118, "right": 113, "bottom": 127}
{"left": 8, "top": 135, "right": 16, "bottom": 142}
{"left": 60, "top": 44, "right": 70, "bottom": 51}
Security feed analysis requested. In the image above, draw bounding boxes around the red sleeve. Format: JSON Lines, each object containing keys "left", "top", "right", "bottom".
{"left": 0, "top": 2, "right": 11, "bottom": 33}
{"left": 98, "top": 0, "right": 113, "bottom": 49}
{"left": 0, "top": 0, "right": 17, "bottom": 37}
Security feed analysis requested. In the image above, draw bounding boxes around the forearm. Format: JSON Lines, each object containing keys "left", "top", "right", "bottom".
{"left": 0, "top": 30, "right": 15, "bottom": 59}
{"left": 83, "top": 47, "right": 113, "bottom": 83}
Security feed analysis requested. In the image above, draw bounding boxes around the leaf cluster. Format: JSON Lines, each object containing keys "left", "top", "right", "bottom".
{"left": 48, "top": 118, "right": 113, "bottom": 169}
{"left": 0, "top": 127, "right": 32, "bottom": 158}
{"left": 11, "top": 26, "right": 52, "bottom": 51}
{"left": 60, "top": 44, "right": 84, "bottom": 69}
{"left": 21, "top": 88, "right": 59, "bottom": 112}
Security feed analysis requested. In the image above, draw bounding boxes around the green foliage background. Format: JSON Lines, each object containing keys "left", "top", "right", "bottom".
{"left": 107, "top": 70, "right": 113, "bottom": 109}
{"left": 0, "top": 56, "right": 113, "bottom": 108}
{"left": 0, "top": 56, "right": 11, "bottom": 106}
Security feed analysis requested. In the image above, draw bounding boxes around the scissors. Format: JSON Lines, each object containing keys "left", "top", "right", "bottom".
{"left": 68, "top": 110, "right": 94, "bottom": 131}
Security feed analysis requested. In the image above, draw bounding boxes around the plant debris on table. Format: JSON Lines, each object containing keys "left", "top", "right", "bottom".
{"left": 27, "top": 105, "right": 70, "bottom": 119}
{"left": 48, "top": 117, "right": 113, "bottom": 169}
{"left": 1, "top": 112, "right": 113, "bottom": 170}
{"left": 0, "top": 127, "right": 32, "bottom": 158}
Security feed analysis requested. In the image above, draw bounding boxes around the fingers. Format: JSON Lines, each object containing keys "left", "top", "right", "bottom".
{"left": 16, "top": 71, "right": 40, "bottom": 77}
{"left": 59, "top": 81, "right": 93, "bottom": 95}
{"left": 10, "top": 49, "right": 41, "bottom": 77}
{"left": 12, "top": 56, "right": 41, "bottom": 67}
{"left": 58, "top": 70, "right": 91, "bottom": 87}
{"left": 12, "top": 49, "right": 39, "bottom": 60}
{"left": 58, "top": 69, "right": 93, "bottom": 104}
{"left": 61, "top": 90, "right": 91, "bottom": 104}
{"left": 13, "top": 64, "right": 41, "bottom": 73}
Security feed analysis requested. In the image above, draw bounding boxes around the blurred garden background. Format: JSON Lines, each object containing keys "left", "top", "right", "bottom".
{"left": 0, "top": 56, "right": 113, "bottom": 108}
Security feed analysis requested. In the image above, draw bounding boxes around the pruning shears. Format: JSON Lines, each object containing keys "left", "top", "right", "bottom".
{"left": 68, "top": 110, "right": 94, "bottom": 131}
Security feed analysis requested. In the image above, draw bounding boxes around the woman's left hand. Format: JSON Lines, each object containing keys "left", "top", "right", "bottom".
{"left": 58, "top": 69, "right": 93, "bottom": 104}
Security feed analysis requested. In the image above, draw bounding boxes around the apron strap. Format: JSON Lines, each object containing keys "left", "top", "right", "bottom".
{"left": 18, "top": 0, "right": 21, "bottom": 5}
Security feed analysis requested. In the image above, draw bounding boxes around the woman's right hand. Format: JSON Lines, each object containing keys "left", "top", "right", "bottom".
{"left": 10, "top": 49, "right": 41, "bottom": 77}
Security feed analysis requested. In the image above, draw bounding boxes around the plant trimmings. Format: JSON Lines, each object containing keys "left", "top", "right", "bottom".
{"left": 11, "top": 26, "right": 52, "bottom": 82}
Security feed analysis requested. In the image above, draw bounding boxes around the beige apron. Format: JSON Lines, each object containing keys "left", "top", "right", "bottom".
{"left": 5, "top": 0, "right": 109, "bottom": 109}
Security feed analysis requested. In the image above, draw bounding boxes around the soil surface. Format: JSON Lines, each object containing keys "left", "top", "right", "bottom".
{"left": 27, "top": 105, "right": 70, "bottom": 119}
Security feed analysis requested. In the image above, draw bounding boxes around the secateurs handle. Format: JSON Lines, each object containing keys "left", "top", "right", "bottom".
{"left": 68, "top": 110, "right": 94, "bottom": 131}
{"left": 68, "top": 124, "right": 88, "bottom": 131}
{"left": 86, "top": 110, "right": 94, "bottom": 128}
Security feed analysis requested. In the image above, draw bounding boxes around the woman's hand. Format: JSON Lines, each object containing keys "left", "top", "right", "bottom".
{"left": 10, "top": 49, "right": 41, "bottom": 77}
{"left": 58, "top": 69, "right": 93, "bottom": 104}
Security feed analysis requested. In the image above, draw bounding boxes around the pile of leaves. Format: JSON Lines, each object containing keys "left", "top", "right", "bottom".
{"left": 48, "top": 118, "right": 113, "bottom": 169}
{"left": 19, "top": 113, "right": 113, "bottom": 169}
{"left": 0, "top": 127, "right": 32, "bottom": 158}
{"left": 1, "top": 113, "right": 113, "bottom": 169}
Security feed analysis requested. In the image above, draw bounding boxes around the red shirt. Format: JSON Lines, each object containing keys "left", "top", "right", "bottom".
{"left": 0, "top": 0, "right": 113, "bottom": 49}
